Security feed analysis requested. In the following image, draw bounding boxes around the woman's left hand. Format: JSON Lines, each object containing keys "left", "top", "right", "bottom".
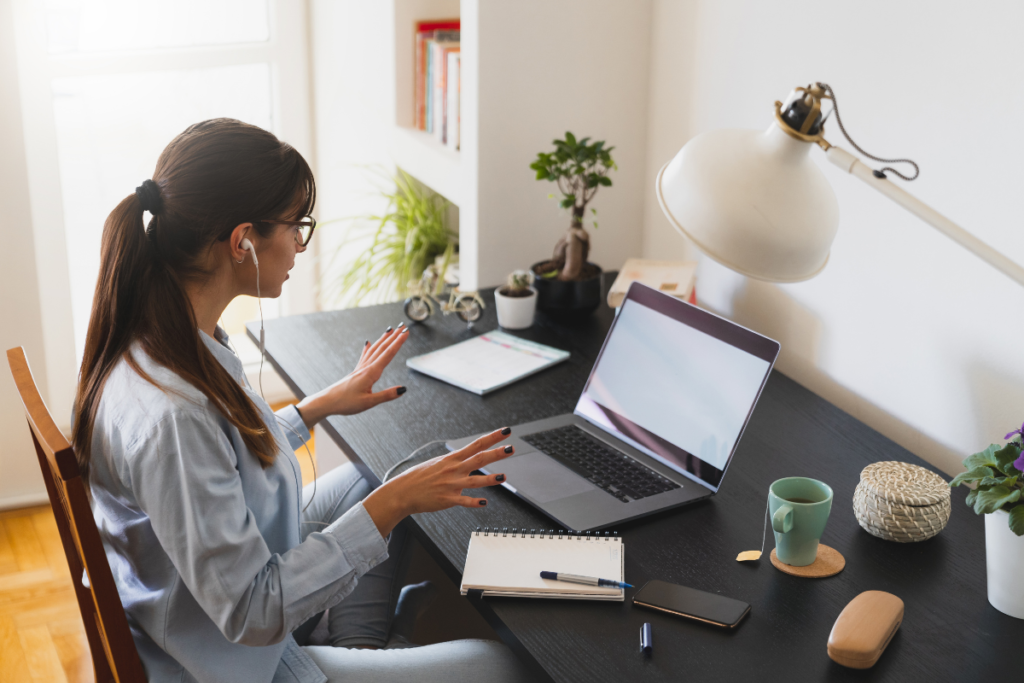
{"left": 295, "top": 324, "right": 410, "bottom": 428}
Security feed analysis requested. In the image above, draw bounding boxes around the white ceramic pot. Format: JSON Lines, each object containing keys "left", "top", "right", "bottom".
{"left": 494, "top": 288, "right": 537, "bottom": 329}
{"left": 985, "top": 509, "right": 1024, "bottom": 619}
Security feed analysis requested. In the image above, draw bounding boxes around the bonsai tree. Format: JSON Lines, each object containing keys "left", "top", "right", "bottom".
{"left": 530, "top": 132, "right": 615, "bottom": 281}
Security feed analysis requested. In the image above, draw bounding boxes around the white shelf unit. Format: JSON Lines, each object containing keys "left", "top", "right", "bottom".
{"left": 390, "top": 126, "right": 463, "bottom": 207}
{"left": 389, "top": 0, "right": 653, "bottom": 291}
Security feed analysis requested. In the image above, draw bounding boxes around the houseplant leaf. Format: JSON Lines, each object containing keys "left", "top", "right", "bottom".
{"left": 979, "top": 475, "right": 1018, "bottom": 488}
{"left": 993, "top": 443, "right": 1021, "bottom": 474}
{"left": 1008, "top": 505, "right": 1024, "bottom": 536}
{"left": 963, "top": 445, "right": 1000, "bottom": 471}
{"left": 327, "top": 168, "right": 456, "bottom": 307}
{"left": 972, "top": 485, "right": 1022, "bottom": 515}
{"left": 950, "top": 466, "right": 995, "bottom": 488}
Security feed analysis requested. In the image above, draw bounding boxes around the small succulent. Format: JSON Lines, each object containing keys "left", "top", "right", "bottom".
{"left": 507, "top": 270, "right": 533, "bottom": 294}
{"left": 950, "top": 422, "right": 1024, "bottom": 536}
{"left": 498, "top": 269, "right": 535, "bottom": 299}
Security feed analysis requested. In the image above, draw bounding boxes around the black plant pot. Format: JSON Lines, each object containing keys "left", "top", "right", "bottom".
{"left": 531, "top": 261, "right": 603, "bottom": 320}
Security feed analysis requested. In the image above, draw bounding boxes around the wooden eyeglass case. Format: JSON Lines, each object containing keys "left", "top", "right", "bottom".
{"left": 827, "top": 591, "right": 904, "bottom": 669}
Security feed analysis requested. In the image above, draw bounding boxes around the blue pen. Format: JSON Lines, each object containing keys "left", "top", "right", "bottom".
{"left": 540, "top": 571, "right": 633, "bottom": 589}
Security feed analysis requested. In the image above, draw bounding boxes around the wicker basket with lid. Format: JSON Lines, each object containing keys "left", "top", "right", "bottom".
{"left": 854, "top": 461, "right": 950, "bottom": 542}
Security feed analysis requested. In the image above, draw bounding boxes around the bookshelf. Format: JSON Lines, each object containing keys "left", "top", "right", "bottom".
{"left": 390, "top": 126, "right": 463, "bottom": 206}
{"left": 387, "top": 0, "right": 652, "bottom": 291}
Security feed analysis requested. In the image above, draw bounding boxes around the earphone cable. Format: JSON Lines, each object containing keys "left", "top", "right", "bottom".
{"left": 217, "top": 313, "right": 318, "bottom": 514}
{"left": 383, "top": 440, "right": 449, "bottom": 482}
{"left": 274, "top": 414, "right": 318, "bottom": 515}
{"left": 255, "top": 258, "right": 265, "bottom": 400}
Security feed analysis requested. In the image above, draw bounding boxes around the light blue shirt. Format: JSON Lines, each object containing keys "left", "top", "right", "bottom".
{"left": 88, "top": 327, "right": 389, "bottom": 683}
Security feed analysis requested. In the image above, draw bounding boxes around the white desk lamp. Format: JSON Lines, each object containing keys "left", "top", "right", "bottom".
{"left": 655, "top": 82, "right": 1024, "bottom": 286}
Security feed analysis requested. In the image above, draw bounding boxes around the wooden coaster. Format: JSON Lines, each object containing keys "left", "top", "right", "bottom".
{"left": 770, "top": 544, "right": 845, "bottom": 578}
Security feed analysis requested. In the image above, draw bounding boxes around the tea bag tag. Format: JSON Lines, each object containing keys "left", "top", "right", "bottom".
{"left": 736, "top": 500, "right": 770, "bottom": 563}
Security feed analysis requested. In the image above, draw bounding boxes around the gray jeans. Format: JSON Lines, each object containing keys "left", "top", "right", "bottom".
{"left": 293, "top": 464, "right": 532, "bottom": 683}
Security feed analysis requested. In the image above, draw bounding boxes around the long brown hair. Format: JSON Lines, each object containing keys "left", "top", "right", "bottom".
{"left": 73, "top": 118, "right": 315, "bottom": 478}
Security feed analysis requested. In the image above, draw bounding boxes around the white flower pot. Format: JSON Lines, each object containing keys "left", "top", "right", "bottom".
{"left": 494, "top": 288, "right": 537, "bottom": 330}
{"left": 985, "top": 509, "right": 1024, "bottom": 619}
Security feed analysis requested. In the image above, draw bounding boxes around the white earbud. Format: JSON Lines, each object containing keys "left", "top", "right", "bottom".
{"left": 239, "top": 237, "right": 258, "bottom": 266}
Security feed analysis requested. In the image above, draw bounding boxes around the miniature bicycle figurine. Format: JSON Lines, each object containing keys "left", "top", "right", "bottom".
{"left": 403, "top": 264, "right": 485, "bottom": 325}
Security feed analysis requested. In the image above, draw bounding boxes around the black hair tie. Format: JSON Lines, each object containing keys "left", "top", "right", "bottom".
{"left": 135, "top": 179, "right": 163, "bottom": 215}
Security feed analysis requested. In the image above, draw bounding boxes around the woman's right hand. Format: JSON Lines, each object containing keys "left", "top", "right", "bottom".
{"left": 362, "top": 428, "right": 514, "bottom": 538}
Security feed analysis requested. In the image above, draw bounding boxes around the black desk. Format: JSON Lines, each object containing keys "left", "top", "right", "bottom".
{"left": 250, "top": 273, "right": 1020, "bottom": 681}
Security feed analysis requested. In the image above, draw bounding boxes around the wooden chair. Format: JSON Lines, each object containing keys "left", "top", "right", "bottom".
{"left": 7, "top": 347, "right": 147, "bottom": 683}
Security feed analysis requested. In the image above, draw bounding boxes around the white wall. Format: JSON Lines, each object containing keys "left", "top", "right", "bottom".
{"left": 643, "top": 0, "right": 1024, "bottom": 476}
{"left": 308, "top": 0, "right": 400, "bottom": 471}
{"left": 474, "top": 0, "right": 652, "bottom": 287}
{"left": 309, "top": 0, "right": 398, "bottom": 305}
{"left": 0, "top": 0, "right": 48, "bottom": 509}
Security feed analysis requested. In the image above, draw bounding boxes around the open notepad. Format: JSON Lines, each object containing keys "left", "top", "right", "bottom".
{"left": 405, "top": 330, "right": 569, "bottom": 395}
{"left": 460, "top": 528, "right": 625, "bottom": 601}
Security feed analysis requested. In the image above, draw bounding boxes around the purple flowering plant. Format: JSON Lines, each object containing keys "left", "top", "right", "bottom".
{"left": 950, "top": 422, "right": 1024, "bottom": 536}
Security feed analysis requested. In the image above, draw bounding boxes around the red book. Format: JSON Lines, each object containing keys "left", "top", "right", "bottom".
{"left": 415, "top": 20, "right": 460, "bottom": 130}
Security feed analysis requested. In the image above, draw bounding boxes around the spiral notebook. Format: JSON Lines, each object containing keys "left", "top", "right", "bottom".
{"left": 460, "top": 528, "right": 625, "bottom": 601}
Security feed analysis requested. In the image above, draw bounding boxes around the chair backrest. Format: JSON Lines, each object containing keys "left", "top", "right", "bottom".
{"left": 7, "top": 347, "right": 147, "bottom": 683}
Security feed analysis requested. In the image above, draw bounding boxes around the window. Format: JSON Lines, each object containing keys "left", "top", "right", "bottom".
{"left": 14, "top": 0, "right": 313, "bottom": 413}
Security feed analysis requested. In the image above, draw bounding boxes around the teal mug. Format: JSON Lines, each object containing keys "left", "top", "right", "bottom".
{"left": 769, "top": 477, "right": 833, "bottom": 567}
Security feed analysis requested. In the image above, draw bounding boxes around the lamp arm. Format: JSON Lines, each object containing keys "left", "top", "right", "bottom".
{"left": 825, "top": 145, "right": 1024, "bottom": 288}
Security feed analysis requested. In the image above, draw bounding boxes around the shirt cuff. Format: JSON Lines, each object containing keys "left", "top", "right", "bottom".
{"left": 275, "top": 404, "right": 311, "bottom": 451}
{"left": 325, "top": 502, "right": 389, "bottom": 574}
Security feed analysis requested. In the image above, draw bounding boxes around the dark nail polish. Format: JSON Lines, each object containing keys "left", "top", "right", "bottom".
{"left": 500, "top": 427, "right": 511, "bottom": 436}
{"left": 503, "top": 445, "right": 514, "bottom": 454}
{"left": 397, "top": 386, "right": 407, "bottom": 396}
{"left": 496, "top": 474, "right": 506, "bottom": 482}
{"left": 386, "top": 326, "right": 393, "bottom": 333}
{"left": 479, "top": 499, "right": 487, "bottom": 506}
{"left": 365, "top": 340, "right": 370, "bottom": 346}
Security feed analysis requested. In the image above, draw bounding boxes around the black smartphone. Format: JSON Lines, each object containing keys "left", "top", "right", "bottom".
{"left": 633, "top": 580, "right": 751, "bottom": 629}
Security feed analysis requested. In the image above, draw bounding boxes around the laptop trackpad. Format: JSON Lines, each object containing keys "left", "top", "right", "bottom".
{"left": 501, "top": 452, "right": 594, "bottom": 504}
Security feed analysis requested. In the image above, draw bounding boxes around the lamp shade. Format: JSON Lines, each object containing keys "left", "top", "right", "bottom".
{"left": 656, "top": 122, "right": 840, "bottom": 282}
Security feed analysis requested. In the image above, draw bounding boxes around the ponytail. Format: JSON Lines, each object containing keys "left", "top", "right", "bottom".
{"left": 73, "top": 119, "right": 313, "bottom": 479}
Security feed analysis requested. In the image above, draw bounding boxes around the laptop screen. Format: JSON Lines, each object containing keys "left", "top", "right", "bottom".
{"left": 574, "top": 282, "right": 779, "bottom": 491}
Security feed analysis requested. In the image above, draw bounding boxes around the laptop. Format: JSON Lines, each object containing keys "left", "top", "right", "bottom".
{"left": 446, "top": 281, "right": 780, "bottom": 531}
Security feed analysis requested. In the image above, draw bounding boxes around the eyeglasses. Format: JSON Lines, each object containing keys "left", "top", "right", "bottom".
{"left": 254, "top": 217, "right": 317, "bottom": 246}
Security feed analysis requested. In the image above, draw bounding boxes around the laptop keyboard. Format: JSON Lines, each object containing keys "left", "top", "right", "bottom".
{"left": 522, "top": 426, "right": 681, "bottom": 503}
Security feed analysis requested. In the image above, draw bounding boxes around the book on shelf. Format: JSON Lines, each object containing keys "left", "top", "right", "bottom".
{"left": 414, "top": 20, "right": 459, "bottom": 133}
{"left": 432, "top": 41, "right": 459, "bottom": 142}
{"left": 607, "top": 259, "right": 698, "bottom": 308}
{"left": 445, "top": 52, "right": 460, "bottom": 150}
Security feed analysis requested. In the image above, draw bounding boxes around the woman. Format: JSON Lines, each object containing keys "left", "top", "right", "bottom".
{"left": 74, "top": 119, "right": 530, "bottom": 683}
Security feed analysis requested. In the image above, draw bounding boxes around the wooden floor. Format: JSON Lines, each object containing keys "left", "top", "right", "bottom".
{"left": 0, "top": 401, "right": 313, "bottom": 682}
{"left": 0, "top": 505, "right": 91, "bottom": 682}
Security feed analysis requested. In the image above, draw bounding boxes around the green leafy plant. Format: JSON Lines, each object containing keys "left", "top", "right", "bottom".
{"left": 328, "top": 169, "right": 456, "bottom": 306}
{"left": 950, "top": 424, "right": 1024, "bottom": 536}
{"left": 529, "top": 132, "right": 615, "bottom": 282}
